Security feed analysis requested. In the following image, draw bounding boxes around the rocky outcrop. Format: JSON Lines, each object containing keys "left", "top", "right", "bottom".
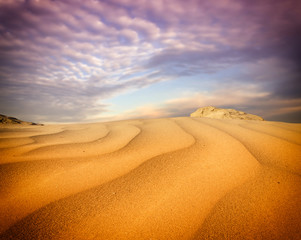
{"left": 190, "top": 106, "right": 264, "bottom": 121}
{"left": 0, "top": 114, "right": 42, "bottom": 125}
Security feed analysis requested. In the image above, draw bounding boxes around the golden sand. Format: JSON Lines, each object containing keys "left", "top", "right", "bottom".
{"left": 0, "top": 117, "right": 300, "bottom": 239}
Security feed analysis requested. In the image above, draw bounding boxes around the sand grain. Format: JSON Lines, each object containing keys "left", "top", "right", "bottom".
{"left": 0, "top": 118, "right": 300, "bottom": 239}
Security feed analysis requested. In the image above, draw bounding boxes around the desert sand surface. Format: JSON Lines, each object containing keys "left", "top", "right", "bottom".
{"left": 0, "top": 117, "right": 300, "bottom": 240}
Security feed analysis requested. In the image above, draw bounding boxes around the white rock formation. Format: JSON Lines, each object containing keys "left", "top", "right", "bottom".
{"left": 190, "top": 106, "right": 264, "bottom": 120}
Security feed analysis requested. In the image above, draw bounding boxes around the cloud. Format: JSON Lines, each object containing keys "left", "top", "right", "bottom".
{"left": 102, "top": 86, "right": 301, "bottom": 123}
{"left": 0, "top": 0, "right": 300, "bottom": 122}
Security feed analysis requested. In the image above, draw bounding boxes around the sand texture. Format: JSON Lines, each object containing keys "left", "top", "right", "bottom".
{"left": 0, "top": 117, "right": 300, "bottom": 240}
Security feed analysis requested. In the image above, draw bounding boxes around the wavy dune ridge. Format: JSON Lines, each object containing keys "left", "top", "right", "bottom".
{"left": 0, "top": 117, "right": 300, "bottom": 239}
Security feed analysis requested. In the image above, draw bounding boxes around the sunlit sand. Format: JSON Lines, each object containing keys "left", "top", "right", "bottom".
{"left": 0, "top": 117, "right": 300, "bottom": 239}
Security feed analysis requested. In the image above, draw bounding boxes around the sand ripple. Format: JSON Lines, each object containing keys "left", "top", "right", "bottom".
{"left": 0, "top": 118, "right": 300, "bottom": 239}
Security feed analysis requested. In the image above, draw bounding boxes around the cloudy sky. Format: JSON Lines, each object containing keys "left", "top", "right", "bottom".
{"left": 0, "top": 0, "right": 300, "bottom": 123}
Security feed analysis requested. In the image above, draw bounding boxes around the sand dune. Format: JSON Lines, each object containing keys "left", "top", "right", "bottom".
{"left": 0, "top": 117, "right": 300, "bottom": 239}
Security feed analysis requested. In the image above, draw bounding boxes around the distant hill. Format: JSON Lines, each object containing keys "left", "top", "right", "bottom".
{"left": 0, "top": 114, "right": 42, "bottom": 125}
{"left": 190, "top": 106, "right": 264, "bottom": 121}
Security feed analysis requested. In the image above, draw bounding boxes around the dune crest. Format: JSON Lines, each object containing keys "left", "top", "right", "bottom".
{"left": 0, "top": 117, "right": 300, "bottom": 239}
{"left": 190, "top": 106, "right": 264, "bottom": 120}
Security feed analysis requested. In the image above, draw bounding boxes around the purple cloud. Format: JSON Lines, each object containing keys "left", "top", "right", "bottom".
{"left": 0, "top": 0, "right": 300, "bottom": 122}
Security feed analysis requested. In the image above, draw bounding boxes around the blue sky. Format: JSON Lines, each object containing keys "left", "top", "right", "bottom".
{"left": 0, "top": 0, "right": 300, "bottom": 123}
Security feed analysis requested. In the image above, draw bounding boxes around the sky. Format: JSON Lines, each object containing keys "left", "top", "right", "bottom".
{"left": 0, "top": 0, "right": 300, "bottom": 123}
